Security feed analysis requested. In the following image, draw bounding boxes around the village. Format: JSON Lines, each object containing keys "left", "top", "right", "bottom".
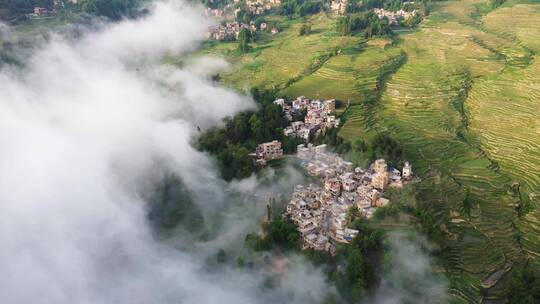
{"left": 205, "top": 0, "right": 281, "bottom": 18}
{"left": 288, "top": 146, "right": 413, "bottom": 253}
{"left": 204, "top": 0, "right": 419, "bottom": 40}
{"left": 206, "top": 20, "right": 278, "bottom": 41}
{"left": 250, "top": 96, "right": 340, "bottom": 165}
{"left": 373, "top": 7, "right": 417, "bottom": 25}
{"left": 249, "top": 96, "right": 413, "bottom": 253}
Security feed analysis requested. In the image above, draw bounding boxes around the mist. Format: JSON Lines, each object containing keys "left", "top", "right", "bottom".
{"left": 372, "top": 231, "right": 448, "bottom": 304}
{"left": 0, "top": 1, "right": 332, "bottom": 303}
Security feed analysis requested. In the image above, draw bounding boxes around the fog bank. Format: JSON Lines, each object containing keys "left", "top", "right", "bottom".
{"left": 0, "top": 1, "right": 330, "bottom": 303}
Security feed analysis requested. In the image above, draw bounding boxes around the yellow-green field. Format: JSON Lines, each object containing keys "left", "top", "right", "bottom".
{"left": 205, "top": 1, "right": 540, "bottom": 302}
{"left": 283, "top": 46, "right": 404, "bottom": 103}
{"left": 202, "top": 13, "right": 361, "bottom": 90}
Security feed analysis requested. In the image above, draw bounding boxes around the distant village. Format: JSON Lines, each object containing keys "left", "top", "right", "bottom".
{"left": 203, "top": 0, "right": 419, "bottom": 41}
{"left": 206, "top": 21, "right": 278, "bottom": 41}
{"left": 373, "top": 8, "right": 418, "bottom": 25}
{"left": 248, "top": 95, "right": 414, "bottom": 253}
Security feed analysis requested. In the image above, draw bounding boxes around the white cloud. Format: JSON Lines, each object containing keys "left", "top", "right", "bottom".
{"left": 0, "top": 1, "right": 333, "bottom": 303}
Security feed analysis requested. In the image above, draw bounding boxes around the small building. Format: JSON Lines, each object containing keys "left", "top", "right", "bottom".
{"left": 254, "top": 140, "right": 283, "bottom": 164}
{"left": 33, "top": 7, "right": 50, "bottom": 16}
{"left": 330, "top": 0, "right": 348, "bottom": 14}
{"left": 284, "top": 127, "right": 295, "bottom": 137}
{"left": 325, "top": 178, "right": 341, "bottom": 195}
{"left": 274, "top": 98, "right": 285, "bottom": 106}
{"left": 326, "top": 99, "right": 336, "bottom": 113}
{"left": 373, "top": 159, "right": 388, "bottom": 174}
{"left": 315, "top": 144, "right": 327, "bottom": 154}
{"left": 342, "top": 179, "right": 357, "bottom": 192}
{"left": 375, "top": 197, "right": 390, "bottom": 207}
{"left": 371, "top": 171, "right": 389, "bottom": 190}
{"left": 403, "top": 161, "right": 413, "bottom": 179}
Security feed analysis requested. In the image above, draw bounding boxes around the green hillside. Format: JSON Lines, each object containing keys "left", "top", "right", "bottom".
{"left": 205, "top": 0, "right": 540, "bottom": 302}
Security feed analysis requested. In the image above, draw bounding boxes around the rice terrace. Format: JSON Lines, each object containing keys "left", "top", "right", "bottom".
{"left": 205, "top": 0, "right": 540, "bottom": 301}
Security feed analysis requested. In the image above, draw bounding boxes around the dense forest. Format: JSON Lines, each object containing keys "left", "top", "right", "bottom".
{"left": 79, "top": 0, "right": 140, "bottom": 20}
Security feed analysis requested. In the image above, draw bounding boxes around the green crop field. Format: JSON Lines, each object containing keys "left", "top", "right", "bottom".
{"left": 205, "top": 0, "right": 540, "bottom": 301}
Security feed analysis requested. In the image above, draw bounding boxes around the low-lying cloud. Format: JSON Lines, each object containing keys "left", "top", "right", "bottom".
{"left": 0, "top": 1, "right": 331, "bottom": 303}
{"left": 372, "top": 231, "right": 448, "bottom": 304}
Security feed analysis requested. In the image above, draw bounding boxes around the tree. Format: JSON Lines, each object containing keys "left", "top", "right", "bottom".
{"left": 506, "top": 265, "right": 540, "bottom": 303}
{"left": 345, "top": 250, "right": 367, "bottom": 300}
{"left": 346, "top": 0, "right": 361, "bottom": 13}
{"left": 296, "top": 1, "right": 321, "bottom": 16}
{"left": 354, "top": 139, "right": 368, "bottom": 153}
{"left": 237, "top": 256, "right": 245, "bottom": 267}
{"left": 299, "top": 23, "right": 311, "bottom": 36}
{"left": 420, "top": 0, "right": 430, "bottom": 16}
{"left": 147, "top": 175, "right": 204, "bottom": 232}
{"left": 80, "top": 0, "right": 139, "bottom": 20}
{"left": 266, "top": 217, "right": 299, "bottom": 249}
{"left": 347, "top": 206, "right": 361, "bottom": 221}
{"left": 462, "top": 187, "right": 473, "bottom": 216}
{"left": 336, "top": 16, "right": 353, "bottom": 36}
{"left": 249, "top": 115, "right": 265, "bottom": 142}
{"left": 216, "top": 249, "right": 227, "bottom": 263}
{"left": 237, "top": 28, "right": 252, "bottom": 54}
{"left": 490, "top": 0, "right": 504, "bottom": 8}
{"left": 371, "top": 132, "right": 403, "bottom": 166}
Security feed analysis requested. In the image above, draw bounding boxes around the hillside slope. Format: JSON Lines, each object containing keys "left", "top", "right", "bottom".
{"left": 205, "top": 1, "right": 540, "bottom": 302}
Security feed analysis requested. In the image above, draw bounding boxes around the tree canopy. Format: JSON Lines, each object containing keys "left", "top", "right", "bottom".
{"left": 79, "top": 0, "right": 139, "bottom": 20}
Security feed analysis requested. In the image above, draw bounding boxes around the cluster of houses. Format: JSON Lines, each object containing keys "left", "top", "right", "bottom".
{"left": 286, "top": 144, "right": 413, "bottom": 253}
{"left": 330, "top": 0, "right": 349, "bottom": 14}
{"left": 274, "top": 96, "right": 340, "bottom": 142}
{"left": 206, "top": 21, "right": 276, "bottom": 40}
{"left": 243, "top": 0, "right": 282, "bottom": 15}
{"left": 249, "top": 96, "right": 339, "bottom": 166}
{"left": 246, "top": 94, "right": 415, "bottom": 254}
{"left": 373, "top": 8, "right": 418, "bottom": 25}
{"left": 206, "top": 21, "right": 256, "bottom": 40}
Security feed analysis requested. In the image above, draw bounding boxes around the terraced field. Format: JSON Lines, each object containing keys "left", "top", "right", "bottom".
{"left": 207, "top": 0, "right": 540, "bottom": 301}
{"left": 465, "top": 4, "right": 540, "bottom": 267}
{"left": 483, "top": 4, "right": 540, "bottom": 52}
{"left": 467, "top": 62, "right": 540, "bottom": 204}
{"left": 202, "top": 13, "right": 361, "bottom": 90}
{"left": 283, "top": 46, "right": 404, "bottom": 103}
{"left": 340, "top": 1, "right": 536, "bottom": 301}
